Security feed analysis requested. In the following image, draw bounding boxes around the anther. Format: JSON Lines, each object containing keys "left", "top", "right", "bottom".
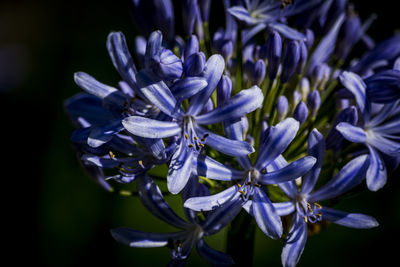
{"left": 239, "top": 190, "right": 246, "bottom": 195}
{"left": 245, "top": 182, "right": 252, "bottom": 185}
{"left": 188, "top": 144, "right": 194, "bottom": 148}
{"left": 138, "top": 160, "right": 144, "bottom": 168}
{"left": 237, "top": 183, "right": 242, "bottom": 188}
{"left": 185, "top": 134, "right": 189, "bottom": 139}
{"left": 316, "top": 213, "right": 322, "bottom": 217}
{"left": 303, "top": 216, "right": 308, "bottom": 223}
{"left": 199, "top": 143, "right": 205, "bottom": 148}
{"left": 109, "top": 151, "right": 116, "bottom": 158}
{"left": 314, "top": 202, "right": 322, "bottom": 209}
{"left": 307, "top": 203, "right": 312, "bottom": 212}
{"left": 194, "top": 136, "right": 198, "bottom": 140}
{"left": 254, "top": 184, "right": 261, "bottom": 187}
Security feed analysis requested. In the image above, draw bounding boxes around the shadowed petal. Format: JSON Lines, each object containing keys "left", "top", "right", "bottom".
{"left": 268, "top": 22, "right": 306, "bottom": 41}
{"left": 259, "top": 156, "right": 316, "bottom": 185}
{"left": 88, "top": 120, "right": 124, "bottom": 148}
{"left": 187, "top": 55, "right": 225, "bottom": 116}
{"left": 309, "top": 155, "right": 369, "bottom": 202}
{"left": 281, "top": 214, "right": 307, "bottom": 267}
{"left": 196, "top": 239, "right": 235, "bottom": 267}
{"left": 136, "top": 71, "right": 184, "bottom": 118}
{"left": 170, "top": 77, "right": 208, "bottom": 101}
{"left": 252, "top": 187, "right": 283, "bottom": 239}
{"left": 339, "top": 71, "right": 366, "bottom": 112}
{"left": 322, "top": 207, "right": 379, "bottom": 228}
{"left": 336, "top": 122, "right": 366, "bottom": 143}
{"left": 301, "top": 129, "right": 325, "bottom": 194}
{"left": 167, "top": 142, "right": 195, "bottom": 194}
{"left": 184, "top": 186, "right": 239, "bottom": 211}
{"left": 195, "top": 86, "right": 263, "bottom": 125}
{"left": 196, "top": 126, "right": 255, "bottom": 157}
{"left": 255, "top": 118, "right": 299, "bottom": 170}
{"left": 122, "top": 116, "right": 181, "bottom": 138}
{"left": 366, "top": 145, "right": 387, "bottom": 191}
{"left": 111, "top": 228, "right": 185, "bottom": 248}
{"left": 137, "top": 175, "right": 191, "bottom": 229}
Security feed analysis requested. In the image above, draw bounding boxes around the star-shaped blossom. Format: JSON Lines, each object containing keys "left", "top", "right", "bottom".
{"left": 111, "top": 175, "right": 240, "bottom": 266}
{"left": 184, "top": 118, "right": 316, "bottom": 239}
{"left": 336, "top": 70, "right": 400, "bottom": 190}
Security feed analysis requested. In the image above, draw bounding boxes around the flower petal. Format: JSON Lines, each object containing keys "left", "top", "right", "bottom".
{"left": 74, "top": 72, "right": 126, "bottom": 105}
{"left": 111, "top": 228, "right": 185, "bottom": 248}
{"left": 339, "top": 71, "right": 367, "bottom": 112}
{"left": 202, "top": 198, "right": 243, "bottom": 235}
{"left": 281, "top": 214, "right": 307, "bottom": 267}
{"left": 273, "top": 202, "right": 296, "bottom": 216}
{"left": 187, "top": 55, "right": 225, "bottom": 116}
{"left": 106, "top": 32, "right": 142, "bottom": 97}
{"left": 259, "top": 156, "right": 316, "bottom": 185}
{"left": 252, "top": 187, "right": 283, "bottom": 239}
{"left": 336, "top": 122, "right": 366, "bottom": 143}
{"left": 196, "top": 239, "right": 235, "bottom": 267}
{"left": 255, "top": 118, "right": 299, "bottom": 170}
{"left": 122, "top": 116, "right": 181, "bottom": 139}
{"left": 182, "top": 175, "right": 210, "bottom": 223}
{"left": 309, "top": 155, "right": 369, "bottom": 202}
{"left": 136, "top": 70, "right": 183, "bottom": 118}
{"left": 301, "top": 129, "right": 325, "bottom": 194}
{"left": 366, "top": 133, "right": 400, "bottom": 156}
{"left": 196, "top": 126, "right": 255, "bottom": 157}
{"left": 137, "top": 175, "right": 190, "bottom": 229}
{"left": 227, "top": 6, "right": 254, "bottom": 26}
{"left": 321, "top": 207, "right": 379, "bottom": 229}
{"left": 268, "top": 22, "right": 306, "bottom": 41}
{"left": 88, "top": 119, "right": 124, "bottom": 148}
{"left": 170, "top": 77, "right": 208, "bottom": 101}
{"left": 366, "top": 145, "right": 387, "bottom": 191}
{"left": 167, "top": 142, "right": 195, "bottom": 194}
{"left": 195, "top": 86, "right": 263, "bottom": 125}
{"left": 194, "top": 154, "right": 245, "bottom": 181}
{"left": 184, "top": 186, "right": 239, "bottom": 211}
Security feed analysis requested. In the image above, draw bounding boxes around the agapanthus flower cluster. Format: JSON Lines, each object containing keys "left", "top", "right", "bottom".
{"left": 65, "top": 0, "right": 400, "bottom": 266}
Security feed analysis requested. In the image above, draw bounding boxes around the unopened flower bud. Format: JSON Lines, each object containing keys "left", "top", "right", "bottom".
{"left": 297, "top": 41, "right": 308, "bottom": 74}
{"left": 277, "top": 95, "right": 289, "bottom": 122}
{"left": 293, "top": 101, "right": 308, "bottom": 125}
{"left": 221, "top": 39, "right": 234, "bottom": 60}
{"left": 292, "top": 90, "right": 302, "bottom": 108}
{"left": 182, "top": 0, "right": 198, "bottom": 36}
{"left": 305, "top": 29, "right": 314, "bottom": 48}
{"left": 184, "top": 35, "right": 199, "bottom": 60}
{"left": 300, "top": 77, "right": 310, "bottom": 101}
{"left": 217, "top": 75, "right": 232, "bottom": 106}
{"left": 251, "top": 60, "right": 266, "bottom": 85}
{"left": 307, "top": 90, "right": 321, "bottom": 118}
{"left": 281, "top": 41, "right": 300, "bottom": 84}
{"left": 266, "top": 31, "right": 282, "bottom": 80}
{"left": 202, "top": 98, "right": 214, "bottom": 113}
{"left": 336, "top": 9, "right": 362, "bottom": 60}
{"left": 184, "top": 52, "right": 205, "bottom": 76}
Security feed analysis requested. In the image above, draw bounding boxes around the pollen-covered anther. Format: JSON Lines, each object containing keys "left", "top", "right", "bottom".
{"left": 303, "top": 216, "right": 308, "bottom": 223}
{"left": 314, "top": 202, "right": 322, "bottom": 209}
{"left": 238, "top": 189, "right": 246, "bottom": 195}
{"left": 237, "top": 183, "right": 242, "bottom": 188}
{"left": 254, "top": 183, "right": 261, "bottom": 187}
{"left": 138, "top": 160, "right": 145, "bottom": 169}
{"left": 185, "top": 133, "right": 189, "bottom": 139}
{"left": 109, "top": 151, "right": 116, "bottom": 159}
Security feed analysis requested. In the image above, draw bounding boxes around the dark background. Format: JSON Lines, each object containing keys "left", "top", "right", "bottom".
{"left": 2, "top": 0, "right": 399, "bottom": 266}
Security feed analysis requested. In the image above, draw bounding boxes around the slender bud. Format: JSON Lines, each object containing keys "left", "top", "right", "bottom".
{"left": 217, "top": 75, "right": 232, "bottom": 106}
{"left": 293, "top": 101, "right": 308, "bottom": 125}
{"left": 135, "top": 36, "right": 147, "bottom": 67}
{"left": 251, "top": 60, "right": 266, "bottom": 86}
{"left": 184, "top": 52, "right": 205, "bottom": 76}
{"left": 202, "top": 98, "right": 214, "bottom": 113}
{"left": 182, "top": 0, "right": 198, "bottom": 36}
{"left": 154, "top": 48, "right": 183, "bottom": 80}
{"left": 336, "top": 8, "right": 362, "bottom": 60}
{"left": 266, "top": 31, "right": 282, "bottom": 80}
{"left": 184, "top": 35, "right": 199, "bottom": 60}
{"left": 198, "top": 0, "right": 211, "bottom": 22}
{"left": 277, "top": 96, "right": 289, "bottom": 122}
{"left": 307, "top": 90, "right": 321, "bottom": 118}
{"left": 292, "top": 90, "right": 302, "bottom": 109}
{"left": 311, "top": 63, "right": 330, "bottom": 90}
{"left": 221, "top": 39, "right": 234, "bottom": 60}
{"left": 305, "top": 29, "right": 314, "bottom": 48}
{"left": 297, "top": 41, "right": 308, "bottom": 74}
{"left": 281, "top": 41, "right": 300, "bottom": 84}
{"left": 300, "top": 77, "right": 310, "bottom": 101}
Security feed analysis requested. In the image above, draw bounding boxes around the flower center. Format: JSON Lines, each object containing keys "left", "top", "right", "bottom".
{"left": 182, "top": 116, "right": 208, "bottom": 151}
{"left": 296, "top": 195, "right": 323, "bottom": 224}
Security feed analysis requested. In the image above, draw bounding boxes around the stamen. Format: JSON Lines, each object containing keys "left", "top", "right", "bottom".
{"left": 239, "top": 190, "right": 246, "bottom": 195}
{"left": 185, "top": 133, "right": 189, "bottom": 139}
{"left": 138, "top": 160, "right": 145, "bottom": 168}
{"left": 194, "top": 136, "right": 198, "bottom": 140}
{"left": 307, "top": 203, "right": 313, "bottom": 213}
{"left": 237, "top": 183, "right": 242, "bottom": 188}
{"left": 109, "top": 151, "right": 116, "bottom": 158}
{"left": 316, "top": 213, "right": 322, "bottom": 217}
{"left": 314, "top": 202, "right": 322, "bottom": 209}
{"left": 199, "top": 143, "right": 205, "bottom": 148}
{"left": 254, "top": 183, "right": 261, "bottom": 187}
{"left": 303, "top": 216, "right": 308, "bottom": 223}
{"left": 188, "top": 144, "right": 194, "bottom": 148}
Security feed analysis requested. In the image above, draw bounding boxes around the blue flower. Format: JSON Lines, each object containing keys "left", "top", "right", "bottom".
{"left": 184, "top": 118, "right": 316, "bottom": 239}
{"left": 111, "top": 175, "right": 239, "bottom": 266}
{"left": 336, "top": 70, "right": 400, "bottom": 190}
{"left": 269, "top": 130, "right": 376, "bottom": 267}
